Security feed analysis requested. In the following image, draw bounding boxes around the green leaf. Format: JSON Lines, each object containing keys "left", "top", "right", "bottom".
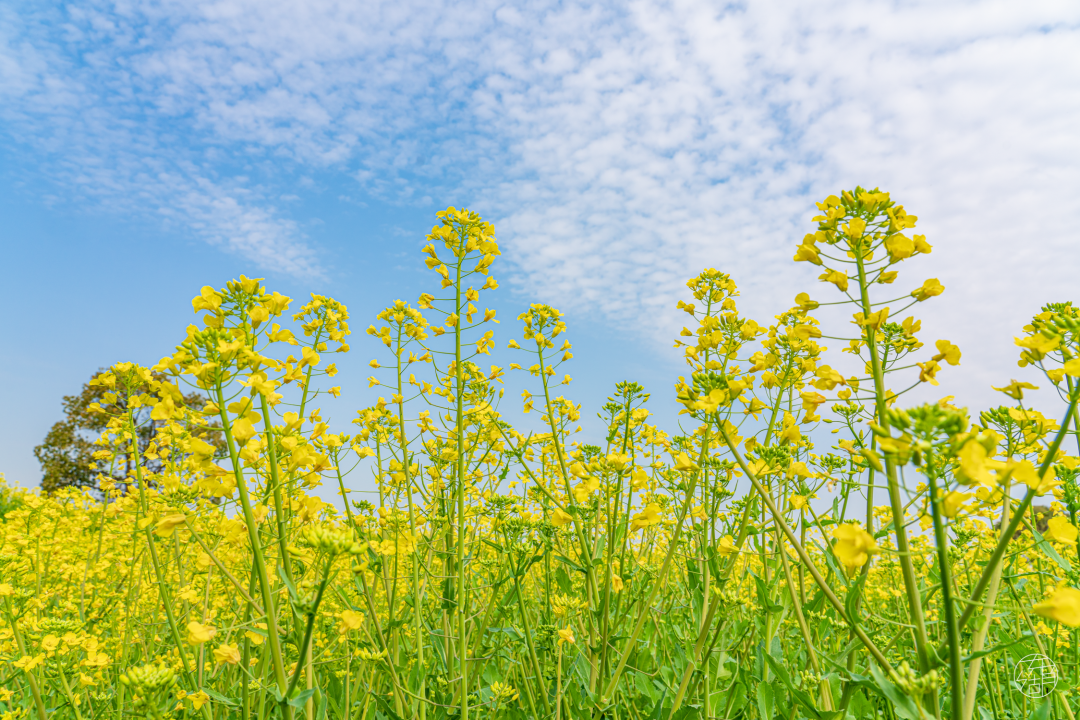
{"left": 764, "top": 653, "right": 823, "bottom": 720}
{"left": 277, "top": 565, "right": 301, "bottom": 605}
{"left": 672, "top": 705, "right": 702, "bottom": 720}
{"left": 286, "top": 688, "right": 316, "bottom": 709}
{"left": 815, "top": 537, "right": 850, "bottom": 590}
{"left": 646, "top": 689, "right": 668, "bottom": 720}
{"left": 844, "top": 572, "right": 867, "bottom": 623}
{"left": 1031, "top": 526, "right": 1072, "bottom": 573}
{"left": 749, "top": 570, "right": 783, "bottom": 613}
{"left": 961, "top": 632, "right": 1034, "bottom": 662}
{"left": 201, "top": 687, "right": 238, "bottom": 707}
{"left": 554, "top": 554, "right": 586, "bottom": 573}
{"left": 441, "top": 576, "right": 457, "bottom": 610}
{"left": 555, "top": 565, "right": 573, "bottom": 596}
{"left": 756, "top": 681, "right": 774, "bottom": 720}
{"left": 707, "top": 546, "right": 723, "bottom": 579}
{"left": 371, "top": 691, "right": 407, "bottom": 720}
{"left": 716, "top": 652, "right": 736, "bottom": 680}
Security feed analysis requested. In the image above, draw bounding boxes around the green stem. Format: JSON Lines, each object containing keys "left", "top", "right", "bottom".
{"left": 453, "top": 252, "right": 469, "bottom": 720}
{"left": 853, "top": 246, "right": 931, "bottom": 673}
{"left": 717, "top": 422, "right": 894, "bottom": 673}
{"left": 260, "top": 394, "right": 294, "bottom": 587}
{"left": 216, "top": 386, "right": 291, "bottom": 705}
{"left": 600, "top": 426, "right": 711, "bottom": 703}
{"left": 395, "top": 326, "right": 427, "bottom": 720}
{"left": 925, "top": 457, "right": 961, "bottom": 720}
{"left": 937, "top": 388, "right": 1080, "bottom": 665}
{"left": 4, "top": 599, "right": 47, "bottom": 720}
{"left": 284, "top": 564, "right": 331, "bottom": 701}
{"left": 962, "top": 477, "right": 1010, "bottom": 720}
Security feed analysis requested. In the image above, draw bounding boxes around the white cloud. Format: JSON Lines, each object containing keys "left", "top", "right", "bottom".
{"left": 0, "top": 2, "right": 323, "bottom": 278}
{"left": 2, "top": 0, "right": 1079, "bottom": 408}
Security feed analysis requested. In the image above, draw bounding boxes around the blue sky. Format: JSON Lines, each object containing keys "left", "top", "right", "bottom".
{"left": 2, "top": 0, "right": 1079, "bottom": 489}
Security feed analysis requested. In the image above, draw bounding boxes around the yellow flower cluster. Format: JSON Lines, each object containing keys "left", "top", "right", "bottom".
{"left": 3, "top": 198, "right": 1080, "bottom": 720}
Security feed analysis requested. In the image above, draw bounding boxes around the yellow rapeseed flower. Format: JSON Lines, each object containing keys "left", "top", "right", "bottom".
{"left": 832, "top": 524, "right": 877, "bottom": 570}
{"left": 1034, "top": 587, "right": 1080, "bottom": 627}
{"left": 1045, "top": 516, "right": 1078, "bottom": 544}
{"left": 339, "top": 610, "right": 365, "bottom": 632}
{"left": 911, "top": 278, "right": 944, "bottom": 302}
{"left": 1011, "top": 460, "right": 1058, "bottom": 495}
{"left": 213, "top": 644, "right": 241, "bottom": 666}
{"left": 932, "top": 340, "right": 961, "bottom": 366}
{"left": 819, "top": 270, "right": 849, "bottom": 293}
{"left": 188, "top": 691, "right": 212, "bottom": 710}
{"left": 717, "top": 535, "right": 738, "bottom": 556}
{"left": 673, "top": 452, "right": 697, "bottom": 472}
{"left": 186, "top": 622, "right": 217, "bottom": 646}
{"left": 942, "top": 491, "right": 971, "bottom": 518}
{"left": 630, "top": 503, "right": 662, "bottom": 532}
{"left": 993, "top": 379, "right": 1040, "bottom": 401}
{"left": 154, "top": 514, "right": 187, "bottom": 537}
{"left": 550, "top": 507, "right": 573, "bottom": 527}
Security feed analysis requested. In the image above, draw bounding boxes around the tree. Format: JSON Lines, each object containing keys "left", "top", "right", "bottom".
{"left": 34, "top": 368, "right": 222, "bottom": 494}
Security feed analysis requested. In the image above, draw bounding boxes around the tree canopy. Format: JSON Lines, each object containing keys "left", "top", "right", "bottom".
{"left": 34, "top": 369, "right": 222, "bottom": 494}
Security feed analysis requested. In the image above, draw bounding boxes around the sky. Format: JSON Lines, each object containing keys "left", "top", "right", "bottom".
{"left": 1, "top": 0, "right": 1079, "bottom": 491}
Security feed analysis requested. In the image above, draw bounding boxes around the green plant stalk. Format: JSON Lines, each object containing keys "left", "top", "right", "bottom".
{"left": 718, "top": 421, "right": 895, "bottom": 673}
{"left": 452, "top": 249, "right": 469, "bottom": 720}
{"left": 510, "top": 659, "right": 540, "bottom": 720}
{"left": 241, "top": 566, "right": 258, "bottom": 720}
{"left": 599, "top": 392, "right": 635, "bottom": 684}
{"left": 79, "top": 495, "right": 109, "bottom": 621}
{"left": 1006, "top": 582, "right": 1078, "bottom": 720}
{"left": 259, "top": 394, "right": 295, "bottom": 587}
{"left": 4, "top": 598, "right": 47, "bottom": 720}
{"left": 216, "top": 385, "right": 291, "bottom": 704}
{"left": 508, "top": 554, "right": 553, "bottom": 716}
{"left": 55, "top": 660, "right": 85, "bottom": 720}
{"left": 853, "top": 246, "right": 932, "bottom": 673}
{"left": 143, "top": 529, "right": 210, "bottom": 712}
{"left": 501, "top": 418, "right": 600, "bottom": 594}
{"left": 925, "top": 455, "right": 961, "bottom": 720}
{"left": 600, "top": 425, "right": 711, "bottom": 704}
{"left": 534, "top": 352, "right": 605, "bottom": 691}
{"left": 125, "top": 411, "right": 213, "bottom": 720}
{"left": 291, "top": 308, "right": 323, "bottom": 423}
{"left": 114, "top": 546, "right": 145, "bottom": 719}
{"left": 197, "top": 562, "right": 214, "bottom": 688}
{"left": 934, "top": 388, "right": 1080, "bottom": 666}
{"left": 185, "top": 519, "right": 264, "bottom": 613}
{"left": 555, "top": 643, "right": 564, "bottom": 720}
{"left": 394, "top": 325, "right": 427, "bottom": 720}
{"left": 1068, "top": 375, "right": 1080, "bottom": 457}
{"left": 962, "top": 477, "right": 1010, "bottom": 720}
{"left": 775, "top": 521, "right": 834, "bottom": 710}
{"left": 284, "top": 563, "right": 331, "bottom": 701}
{"left": 350, "top": 551, "right": 408, "bottom": 710}
{"left": 668, "top": 586, "right": 724, "bottom": 718}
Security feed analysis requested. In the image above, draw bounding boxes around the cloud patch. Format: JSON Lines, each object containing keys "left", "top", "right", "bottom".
{"left": 2, "top": 0, "right": 1079, "bottom": 406}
